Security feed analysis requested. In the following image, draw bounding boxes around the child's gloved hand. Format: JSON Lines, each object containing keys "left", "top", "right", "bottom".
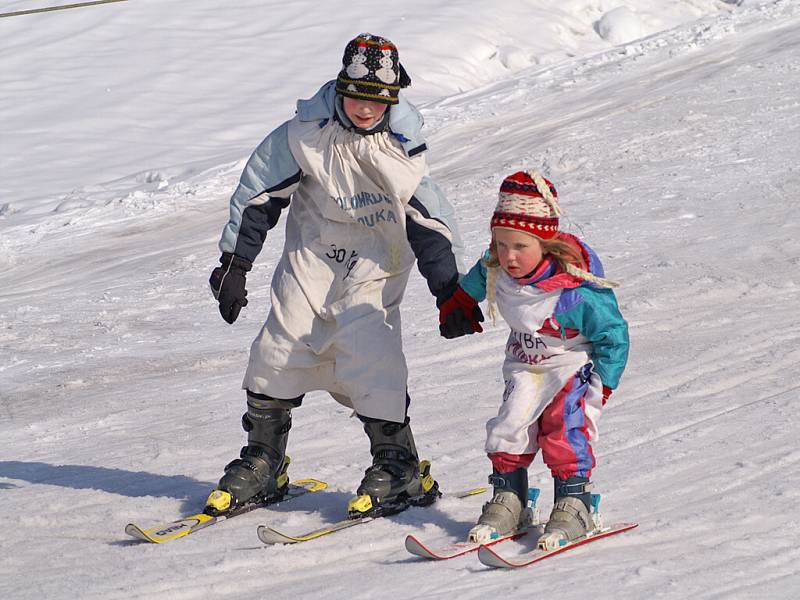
{"left": 437, "top": 286, "right": 484, "bottom": 339}
{"left": 209, "top": 252, "right": 252, "bottom": 324}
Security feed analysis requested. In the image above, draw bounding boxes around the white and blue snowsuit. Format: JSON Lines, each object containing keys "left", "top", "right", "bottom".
{"left": 218, "top": 81, "right": 463, "bottom": 423}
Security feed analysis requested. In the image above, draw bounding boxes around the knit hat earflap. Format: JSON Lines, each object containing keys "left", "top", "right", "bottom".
{"left": 490, "top": 170, "right": 561, "bottom": 239}
{"left": 336, "top": 33, "right": 410, "bottom": 105}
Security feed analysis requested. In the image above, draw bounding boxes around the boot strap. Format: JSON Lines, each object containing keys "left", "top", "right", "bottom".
{"left": 241, "top": 412, "right": 292, "bottom": 434}
{"left": 488, "top": 473, "right": 509, "bottom": 488}
{"left": 488, "top": 472, "right": 526, "bottom": 491}
{"left": 555, "top": 479, "right": 594, "bottom": 497}
{"left": 223, "top": 457, "right": 260, "bottom": 474}
{"left": 374, "top": 448, "right": 413, "bottom": 463}
{"left": 238, "top": 445, "right": 274, "bottom": 462}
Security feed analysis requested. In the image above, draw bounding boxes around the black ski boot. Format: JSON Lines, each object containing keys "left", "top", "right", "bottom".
{"left": 347, "top": 418, "right": 439, "bottom": 518}
{"left": 538, "top": 475, "right": 595, "bottom": 550}
{"left": 468, "top": 468, "right": 534, "bottom": 543}
{"left": 205, "top": 396, "right": 293, "bottom": 516}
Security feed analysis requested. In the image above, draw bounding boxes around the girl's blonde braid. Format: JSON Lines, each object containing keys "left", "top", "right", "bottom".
{"left": 529, "top": 170, "right": 562, "bottom": 217}
{"left": 531, "top": 169, "right": 619, "bottom": 289}
{"left": 564, "top": 262, "right": 620, "bottom": 288}
{"left": 486, "top": 263, "right": 499, "bottom": 325}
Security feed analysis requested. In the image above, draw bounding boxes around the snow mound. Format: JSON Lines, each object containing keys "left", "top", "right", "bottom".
{"left": 595, "top": 7, "right": 648, "bottom": 45}
{"left": 492, "top": 45, "right": 537, "bottom": 70}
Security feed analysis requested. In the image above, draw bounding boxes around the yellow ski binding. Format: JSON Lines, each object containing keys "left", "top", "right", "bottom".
{"left": 347, "top": 494, "right": 374, "bottom": 515}
{"left": 419, "top": 460, "right": 435, "bottom": 493}
{"left": 205, "top": 489, "right": 233, "bottom": 513}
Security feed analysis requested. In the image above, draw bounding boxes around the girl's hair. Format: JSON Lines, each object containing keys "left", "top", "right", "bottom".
{"left": 483, "top": 233, "right": 584, "bottom": 273}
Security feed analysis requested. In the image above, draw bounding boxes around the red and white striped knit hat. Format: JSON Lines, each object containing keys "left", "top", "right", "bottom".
{"left": 490, "top": 170, "right": 561, "bottom": 239}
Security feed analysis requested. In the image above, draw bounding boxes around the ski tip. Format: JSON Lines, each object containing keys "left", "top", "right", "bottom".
{"left": 257, "top": 525, "right": 303, "bottom": 545}
{"left": 404, "top": 534, "right": 484, "bottom": 561}
{"left": 477, "top": 544, "right": 514, "bottom": 569}
{"left": 124, "top": 523, "right": 152, "bottom": 543}
{"left": 404, "top": 534, "right": 432, "bottom": 558}
{"left": 257, "top": 524, "right": 336, "bottom": 545}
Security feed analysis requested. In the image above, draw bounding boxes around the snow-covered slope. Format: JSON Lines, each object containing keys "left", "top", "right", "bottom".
{"left": 2, "top": 0, "right": 729, "bottom": 211}
{"left": 2, "top": 1, "right": 799, "bottom": 598}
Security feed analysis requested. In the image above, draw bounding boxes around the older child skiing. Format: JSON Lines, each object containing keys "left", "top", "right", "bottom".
{"left": 438, "top": 170, "right": 628, "bottom": 548}
{"left": 207, "top": 33, "right": 471, "bottom": 518}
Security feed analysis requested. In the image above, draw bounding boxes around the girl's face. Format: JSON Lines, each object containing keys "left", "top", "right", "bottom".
{"left": 494, "top": 228, "right": 544, "bottom": 278}
{"left": 342, "top": 96, "right": 388, "bottom": 129}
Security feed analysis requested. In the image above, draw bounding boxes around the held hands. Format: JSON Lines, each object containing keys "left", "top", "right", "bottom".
{"left": 437, "top": 285, "right": 484, "bottom": 339}
{"left": 209, "top": 252, "right": 253, "bottom": 324}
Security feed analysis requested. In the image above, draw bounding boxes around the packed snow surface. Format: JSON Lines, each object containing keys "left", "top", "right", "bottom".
{"left": 1, "top": 1, "right": 799, "bottom": 598}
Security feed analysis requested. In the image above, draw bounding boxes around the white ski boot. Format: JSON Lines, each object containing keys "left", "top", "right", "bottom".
{"left": 538, "top": 476, "right": 595, "bottom": 550}
{"left": 468, "top": 468, "right": 533, "bottom": 544}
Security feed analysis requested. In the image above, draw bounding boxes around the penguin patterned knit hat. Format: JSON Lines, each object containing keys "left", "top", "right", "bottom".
{"left": 490, "top": 170, "right": 562, "bottom": 239}
{"left": 336, "top": 33, "right": 411, "bottom": 105}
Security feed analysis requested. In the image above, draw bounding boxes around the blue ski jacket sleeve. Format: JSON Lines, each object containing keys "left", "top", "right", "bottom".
{"left": 218, "top": 121, "right": 302, "bottom": 262}
{"left": 459, "top": 255, "right": 490, "bottom": 301}
{"left": 406, "top": 176, "right": 464, "bottom": 297}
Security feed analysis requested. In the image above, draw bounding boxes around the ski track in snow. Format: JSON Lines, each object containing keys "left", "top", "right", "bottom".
{"left": 2, "top": 1, "right": 800, "bottom": 599}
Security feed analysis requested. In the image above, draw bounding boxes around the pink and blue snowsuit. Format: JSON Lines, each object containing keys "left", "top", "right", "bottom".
{"left": 459, "top": 233, "right": 629, "bottom": 479}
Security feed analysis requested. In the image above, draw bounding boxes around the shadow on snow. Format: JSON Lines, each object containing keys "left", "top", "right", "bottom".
{"left": 0, "top": 460, "right": 212, "bottom": 504}
{"left": 1, "top": 460, "right": 480, "bottom": 538}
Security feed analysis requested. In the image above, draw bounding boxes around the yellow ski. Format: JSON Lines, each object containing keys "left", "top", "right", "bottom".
{"left": 125, "top": 478, "right": 327, "bottom": 544}
{"left": 256, "top": 486, "right": 486, "bottom": 546}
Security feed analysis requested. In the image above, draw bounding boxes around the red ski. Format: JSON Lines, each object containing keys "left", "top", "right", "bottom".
{"left": 477, "top": 521, "right": 638, "bottom": 569}
{"left": 405, "top": 487, "right": 544, "bottom": 560}
{"left": 404, "top": 524, "right": 540, "bottom": 560}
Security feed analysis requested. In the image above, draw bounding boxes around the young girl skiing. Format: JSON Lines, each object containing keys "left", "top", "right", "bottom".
{"left": 207, "top": 33, "right": 472, "bottom": 518}
{"left": 438, "top": 170, "right": 629, "bottom": 547}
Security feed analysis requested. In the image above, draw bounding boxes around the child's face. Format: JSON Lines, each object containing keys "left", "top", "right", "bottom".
{"left": 493, "top": 228, "right": 544, "bottom": 278}
{"left": 342, "top": 96, "right": 388, "bottom": 129}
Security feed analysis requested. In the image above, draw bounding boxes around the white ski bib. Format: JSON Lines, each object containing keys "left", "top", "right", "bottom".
{"left": 243, "top": 117, "right": 426, "bottom": 422}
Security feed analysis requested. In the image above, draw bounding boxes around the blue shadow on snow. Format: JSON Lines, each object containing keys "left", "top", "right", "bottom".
{"left": 0, "top": 460, "right": 212, "bottom": 502}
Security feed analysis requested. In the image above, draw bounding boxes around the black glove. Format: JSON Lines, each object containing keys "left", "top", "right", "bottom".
{"left": 436, "top": 284, "right": 484, "bottom": 339}
{"left": 209, "top": 252, "right": 252, "bottom": 324}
